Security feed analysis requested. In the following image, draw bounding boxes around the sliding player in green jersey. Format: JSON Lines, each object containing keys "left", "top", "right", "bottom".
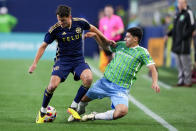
{"left": 68, "top": 27, "right": 160, "bottom": 122}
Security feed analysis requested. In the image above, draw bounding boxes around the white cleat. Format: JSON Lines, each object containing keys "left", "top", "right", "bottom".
{"left": 81, "top": 112, "right": 97, "bottom": 122}
{"left": 67, "top": 115, "right": 75, "bottom": 122}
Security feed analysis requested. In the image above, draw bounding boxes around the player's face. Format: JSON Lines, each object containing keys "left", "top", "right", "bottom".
{"left": 104, "top": 7, "right": 114, "bottom": 17}
{"left": 178, "top": 0, "right": 186, "bottom": 11}
{"left": 57, "top": 15, "right": 72, "bottom": 28}
{"left": 124, "top": 32, "right": 137, "bottom": 47}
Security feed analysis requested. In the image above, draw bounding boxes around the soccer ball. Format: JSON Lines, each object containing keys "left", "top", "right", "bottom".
{"left": 44, "top": 106, "right": 57, "bottom": 122}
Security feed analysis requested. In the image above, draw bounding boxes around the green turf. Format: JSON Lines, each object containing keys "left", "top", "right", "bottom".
{"left": 0, "top": 59, "right": 196, "bottom": 131}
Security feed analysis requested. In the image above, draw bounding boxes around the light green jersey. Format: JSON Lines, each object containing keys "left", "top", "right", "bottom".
{"left": 0, "top": 14, "right": 18, "bottom": 32}
{"left": 104, "top": 41, "right": 154, "bottom": 89}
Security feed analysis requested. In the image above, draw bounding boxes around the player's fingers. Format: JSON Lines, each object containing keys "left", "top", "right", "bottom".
{"left": 155, "top": 86, "right": 160, "bottom": 93}
{"left": 28, "top": 66, "right": 34, "bottom": 74}
{"left": 28, "top": 68, "right": 33, "bottom": 74}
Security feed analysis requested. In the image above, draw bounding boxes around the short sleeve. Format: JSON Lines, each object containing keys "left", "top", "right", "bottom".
{"left": 110, "top": 41, "right": 125, "bottom": 52}
{"left": 140, "top": 49, "right": 155, "bottom": 66}
{"left": 80, "top": 18, "right": 90, "bottom": 30}
{"left": 44, "top": 32, "right": 55, "bottom": 44}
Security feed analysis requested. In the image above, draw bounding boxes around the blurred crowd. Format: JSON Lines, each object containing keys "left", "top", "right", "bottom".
{"left": 0, "top": 7, "right": 17, "bottom": 32}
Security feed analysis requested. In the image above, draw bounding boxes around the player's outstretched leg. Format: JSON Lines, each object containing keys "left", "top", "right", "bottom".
{"left": 81, "top": 112, "right": 97, "bottom": 121}
{"left": 36, "top": 89, "right": 53, "bottom": 123}
{"left": 81, "top": 104, "right": 128, "bottom": 122}
{"left": 36, "top": 75, "right": 60, "bottom": 123}
{"left": 81, "top": 110, "right": 114, "bottom": 121}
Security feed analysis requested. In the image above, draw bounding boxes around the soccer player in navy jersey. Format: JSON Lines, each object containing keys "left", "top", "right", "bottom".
{"left": 28, "top": 5, "right": 113, "bottom": 123}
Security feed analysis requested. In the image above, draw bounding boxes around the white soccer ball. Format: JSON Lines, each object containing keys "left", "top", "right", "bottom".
{"left": 44, "top": 106, "right": 57, "bottom": 122}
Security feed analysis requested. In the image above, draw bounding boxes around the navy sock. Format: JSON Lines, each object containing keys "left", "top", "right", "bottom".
{"left": 74, "top": 85, "right": 88, "bottom": 103}
{"left": 42, "top": 89, "right": 53, "bottom": 108}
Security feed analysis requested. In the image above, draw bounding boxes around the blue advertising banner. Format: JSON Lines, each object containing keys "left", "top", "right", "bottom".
{"left": 0, "top": 33, "right": 56, "bottom": 59}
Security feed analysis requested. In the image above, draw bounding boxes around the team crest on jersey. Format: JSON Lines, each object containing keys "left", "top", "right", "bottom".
{"left": 76, "top": 27, "right": 82, "bottom": 33}
{"left": 180, "top": 15, "right": 184, "bottom": 21}
{"left": 62, "top": 32, "right": 66, "bottom": 35}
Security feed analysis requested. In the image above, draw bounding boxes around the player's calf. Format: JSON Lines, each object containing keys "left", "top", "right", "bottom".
{"left": 113, "top": 104, "right": 128, "bottom": 120}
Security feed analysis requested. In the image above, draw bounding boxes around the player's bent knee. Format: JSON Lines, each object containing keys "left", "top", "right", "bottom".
{"left": 48, "top": 75, "right": 61, "bottom": 92}
{"left": 83, "top": 77, "right": 93, "bottom": 87}
{"left": 47, "top": 84, "right": 58, "bottom": 92}
{"left": 81, "top": 69, "right": 93, "bottom": 87}
{"left": 81, "top": 74, "right": 93, "bottom": 87}
{"left": 119, "top": 108, "right": 128, "bottom": 116}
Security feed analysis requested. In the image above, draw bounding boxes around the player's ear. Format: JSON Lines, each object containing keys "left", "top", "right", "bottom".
{"left": 133, "top": 36, "right": 138, "bottom": 42}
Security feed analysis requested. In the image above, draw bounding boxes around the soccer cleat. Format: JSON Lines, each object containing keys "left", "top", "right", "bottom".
{"left": 81, "top": 112, "right": 97, "bottom": 122}
{"left": 67, "top": 115, "right": 75, "bottom": 122}
{"left": 36, "top": 111, "right": 46, "bottom": 123}
{"left": 67, "top": 107, "right": 81, "bottom": 120}
{"left": 67, "top": 115, "right": 80, "bottom": 122}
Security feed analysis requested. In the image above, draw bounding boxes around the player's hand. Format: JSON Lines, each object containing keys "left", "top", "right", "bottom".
{"left": 108, "top": 40, "right": 117, "bottom": 48}
{"left": 28, "top": 64, "right": 37, "bottom": 74}
{"left": 151, "top": 83, "right": 160, "bottom": 93}
{"left": 84, "top": 32, "right": 97, "bottom": 38}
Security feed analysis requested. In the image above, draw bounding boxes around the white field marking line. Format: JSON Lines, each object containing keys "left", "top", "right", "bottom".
{"left": 128, "top": 95, "right": 178, "bottom": 131}
{"left": 89, "top": 65, "right": 178, "bottom": 131}
{"left": 142, "top": 75, "right": 172, "bottom": 89}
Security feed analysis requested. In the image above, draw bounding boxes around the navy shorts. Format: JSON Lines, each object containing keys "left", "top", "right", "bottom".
{"left": 51, "top": 59, "right": 90, "bottom": 82}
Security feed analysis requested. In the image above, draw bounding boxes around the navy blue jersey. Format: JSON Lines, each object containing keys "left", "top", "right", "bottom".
{"left": 44, "top": 18, "right": 90, "bottom": 61}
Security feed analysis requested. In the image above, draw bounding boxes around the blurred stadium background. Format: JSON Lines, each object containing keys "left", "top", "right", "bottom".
{"left": 0, "top": 0, "right": 196, "bottom": 131}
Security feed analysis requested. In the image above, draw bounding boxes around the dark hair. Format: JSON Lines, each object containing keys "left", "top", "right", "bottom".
{"left": 105, "top": 5, "right": 113, "bottom": 9}
{"left": 56, "top": 5, "right": 71, "bottom": 17}
{"left": 127, "top": 27, "right": 143, "bottom": 43}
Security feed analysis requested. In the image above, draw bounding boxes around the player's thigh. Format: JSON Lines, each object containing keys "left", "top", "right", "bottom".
{"left": 73, "top": 62, "right": 92, "bottom": 86}
{"left": 110, "top": 92, "right": 129, "bottom": 109}
{"left": 86, "top": 78, "right": 107, "bottom": 100}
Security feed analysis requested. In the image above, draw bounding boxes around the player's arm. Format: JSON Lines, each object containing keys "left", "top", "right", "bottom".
{"left": 147, "top": 64, "right": 160, "bottom": 93}
{"left": 28, "top": 42, "right": 48, "bottom": 73}
{"left": 85, "top": 32, "right": 112, "bottom": 52}
{"left": 89, "top": 25, "right": 116, "bottom": 48}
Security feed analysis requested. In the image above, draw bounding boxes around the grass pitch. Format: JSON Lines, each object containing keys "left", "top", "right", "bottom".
{"left": 0, "top": 59, "right": 196, "bottom": 131}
